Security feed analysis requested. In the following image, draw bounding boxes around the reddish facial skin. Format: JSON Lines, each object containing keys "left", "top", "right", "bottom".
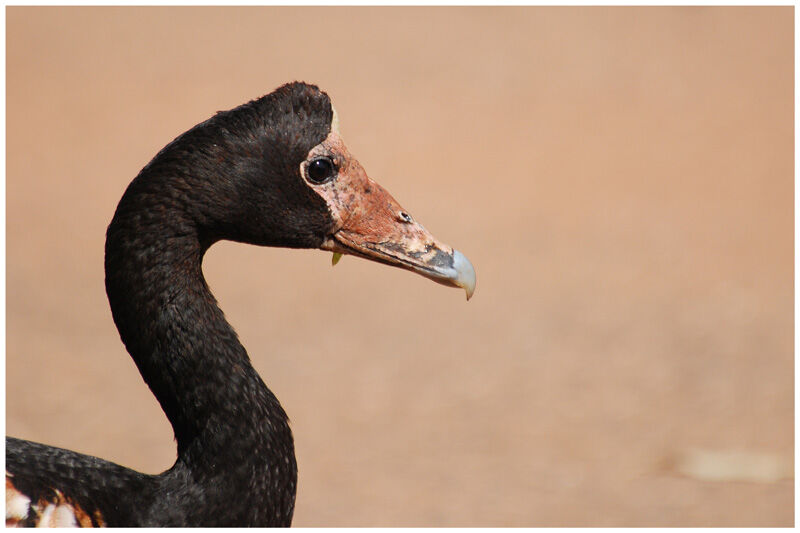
{"left": 303, "top": 130, "right": 474, "bottom": 297}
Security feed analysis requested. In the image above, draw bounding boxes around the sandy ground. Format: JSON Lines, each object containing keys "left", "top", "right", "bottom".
{"left": 6, "top": 7, "right": 793, "bottom": 526}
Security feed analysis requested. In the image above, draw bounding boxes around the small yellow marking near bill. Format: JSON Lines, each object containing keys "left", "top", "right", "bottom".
{"left": 332, "top": 252, "right": 343, "bottom": 266}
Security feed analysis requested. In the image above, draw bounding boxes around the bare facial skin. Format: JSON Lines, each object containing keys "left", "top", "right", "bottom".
{"left": 300, "top": 115, "right": 475, "bottom": 300}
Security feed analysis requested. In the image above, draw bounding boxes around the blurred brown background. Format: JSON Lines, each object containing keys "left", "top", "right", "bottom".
{"left": 6, "top": 7, "right": 793, "bottom": 526}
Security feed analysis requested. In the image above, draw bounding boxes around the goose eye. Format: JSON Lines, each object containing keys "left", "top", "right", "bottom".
{"left": 306, "top": 157, "right": 336, "bottom": 184}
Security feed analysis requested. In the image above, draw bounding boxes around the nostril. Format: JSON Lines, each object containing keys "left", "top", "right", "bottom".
{"left": 398, "top": 212, "right": 413, "bottom": 224}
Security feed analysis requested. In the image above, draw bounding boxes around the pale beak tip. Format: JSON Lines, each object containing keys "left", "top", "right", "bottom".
{"left": 452, "top": 249, "right": 476, "bottom": 301}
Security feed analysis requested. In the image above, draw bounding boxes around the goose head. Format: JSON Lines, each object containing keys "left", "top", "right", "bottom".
{"left": 146, "top": 82, "right": 475, "bottom": 300}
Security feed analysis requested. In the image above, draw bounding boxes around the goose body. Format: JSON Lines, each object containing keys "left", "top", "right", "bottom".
{"left": 5, "top": 82, "right": 475, "bottom": 527}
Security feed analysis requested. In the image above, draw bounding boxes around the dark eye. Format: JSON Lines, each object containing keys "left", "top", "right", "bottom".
{"left": 306, "top": 157, "right": 336, "bottom": 184}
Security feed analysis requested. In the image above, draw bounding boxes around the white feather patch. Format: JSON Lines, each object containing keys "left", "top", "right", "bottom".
{"left": 51, "top": 504, "right": 79, "bottom": 527}
{"left": 35, "top": 503, "right": 56, "bottom": 527}
{"left": 331, "top": 105, "right": 340, "bottom": 135}
{"left": 5, "top": 485, "right": 31, "bottom": 523}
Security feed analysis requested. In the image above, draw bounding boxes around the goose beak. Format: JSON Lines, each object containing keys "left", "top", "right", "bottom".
{"left": 310, "top": 131, "right": 475, "bottom": 300}
{"left": 318, "top": 176, "right": 476, "bottom": 300}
